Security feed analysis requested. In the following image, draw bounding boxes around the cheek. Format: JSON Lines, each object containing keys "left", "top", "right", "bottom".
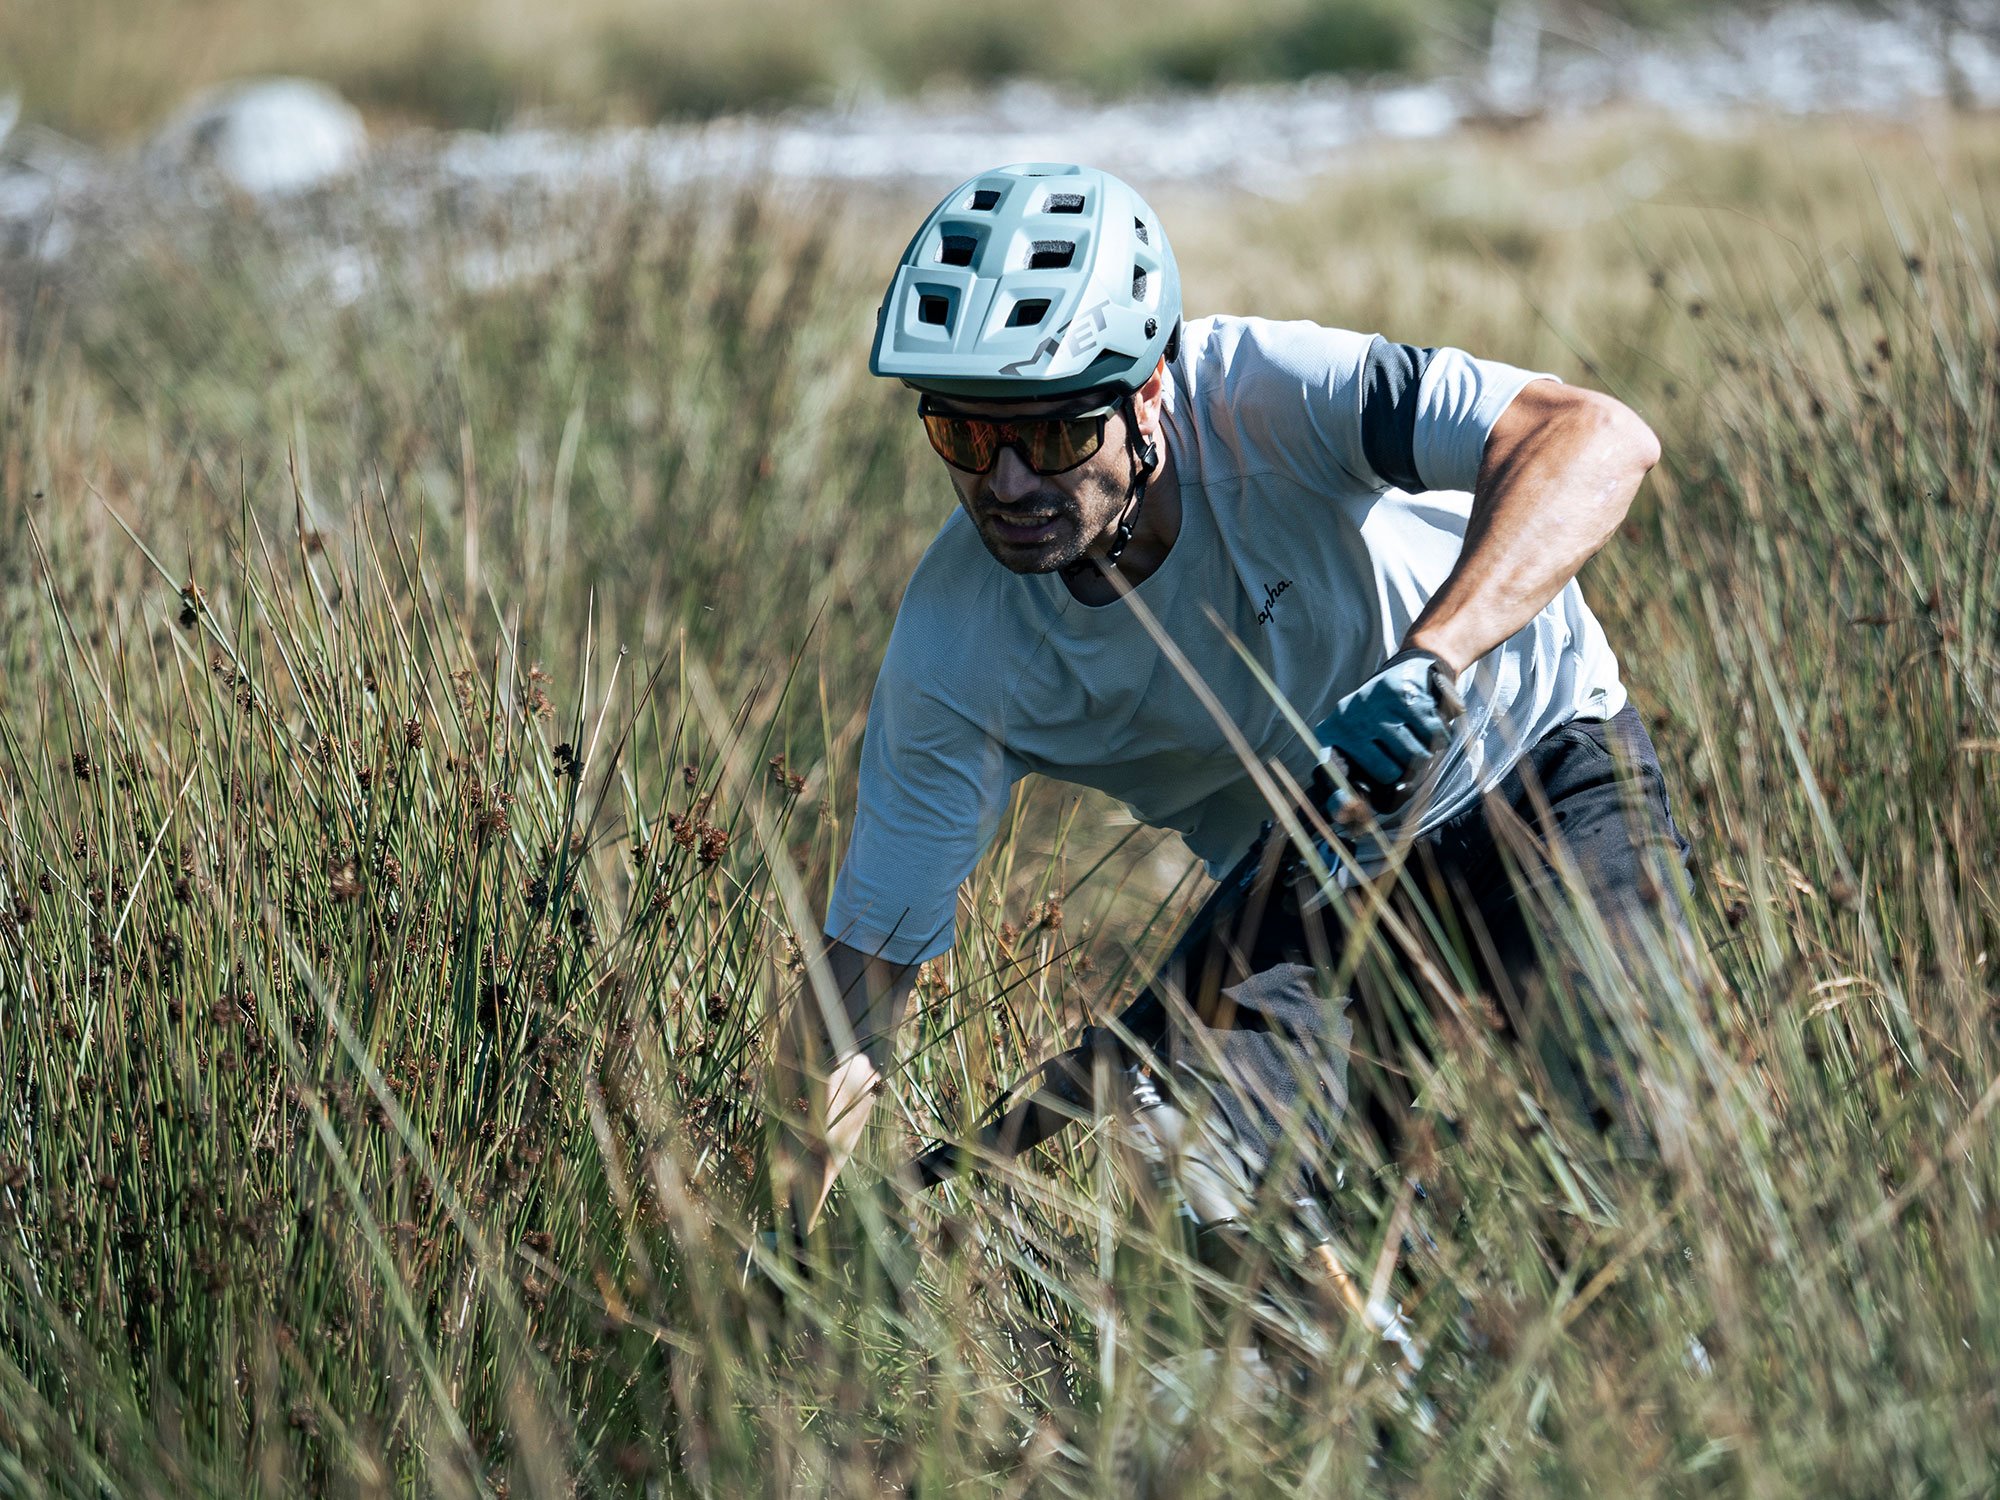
{"left": 946, "top": 469, "right": 982, "bottom": 508}
{"left": 1070, "top": 456, "right": 1125, "bottom": 513}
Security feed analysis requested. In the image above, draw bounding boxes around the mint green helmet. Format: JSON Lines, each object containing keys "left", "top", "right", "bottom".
{"left": 870, "top": 163, "right": 1182, "bottom": 400}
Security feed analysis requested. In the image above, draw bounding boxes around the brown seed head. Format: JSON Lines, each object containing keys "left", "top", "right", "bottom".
{"left": 328, "top": 859, "right": 361, "bottom": 901}
{"left": 611, "top": 1444, "right": 653, "bottom": 1480}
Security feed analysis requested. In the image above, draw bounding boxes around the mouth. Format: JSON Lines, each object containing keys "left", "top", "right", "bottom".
{"left": 987, "top": 508, "right": 1065, "bottom": 546}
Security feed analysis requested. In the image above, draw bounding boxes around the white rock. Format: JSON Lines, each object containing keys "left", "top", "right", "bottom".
{"left": 148, "top": 78, "right": 366, "bottom": 197}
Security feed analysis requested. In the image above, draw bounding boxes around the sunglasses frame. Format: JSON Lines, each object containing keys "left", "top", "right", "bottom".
{"left": 917, "top": 396, "right": 1123, "bottom": 477}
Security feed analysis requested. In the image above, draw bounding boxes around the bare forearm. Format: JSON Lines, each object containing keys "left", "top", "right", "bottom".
{"left": 1404, "top": 383, "right": 1659, "bottom": 676}
{"left": 771, "top": 937, "right": 918, "bottom": 1230}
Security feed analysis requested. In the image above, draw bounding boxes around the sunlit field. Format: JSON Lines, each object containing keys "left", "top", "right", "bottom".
{"left": 1, "top": 115, "right": 1997, "bottom": 1495}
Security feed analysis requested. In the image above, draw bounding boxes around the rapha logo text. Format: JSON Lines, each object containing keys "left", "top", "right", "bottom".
{"left": 1256, "top": 579, "right": 1292, "bottom": 625}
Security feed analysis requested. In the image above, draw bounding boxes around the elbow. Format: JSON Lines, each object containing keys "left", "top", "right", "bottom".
{"left": 1625, "top": 411, "right": 1663, "bottom": 479}
{"left": 1568, "top": 393, "right": 1659, "bottom": 543}
{"left": 1566, "top": 393, "right": 1657, "bottom": 551}
{"left": 1589, "top": 391, "right": 1661, "bottom": 483}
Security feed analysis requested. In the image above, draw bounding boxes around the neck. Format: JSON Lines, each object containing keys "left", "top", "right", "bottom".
{"left": 1062, "top": 445, "right": 1180, "bottom": 606}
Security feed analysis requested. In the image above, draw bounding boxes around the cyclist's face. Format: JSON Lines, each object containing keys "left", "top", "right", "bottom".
{"left": 934, "top": 371, "right": 1165, "bottom": 575}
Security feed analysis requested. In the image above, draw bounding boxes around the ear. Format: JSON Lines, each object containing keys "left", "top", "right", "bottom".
{"left": 1130, "top": 357, "right": 1170, "bottom": 445}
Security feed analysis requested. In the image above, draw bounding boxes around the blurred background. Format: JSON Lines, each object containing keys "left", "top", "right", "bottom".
{"left": 0, "top": 0, "right": 1917, "bottom": 139}
{"left": 6, "top": 0, "right": 1998, "bottom": 141}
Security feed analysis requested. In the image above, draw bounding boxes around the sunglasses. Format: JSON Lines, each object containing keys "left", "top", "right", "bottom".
{"left": 918, "top": 397, "right": 1120, "bottom": 476}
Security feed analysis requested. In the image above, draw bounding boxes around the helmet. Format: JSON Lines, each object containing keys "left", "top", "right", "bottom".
{"left": 870, "top": 163, "right": 1181, "bottom": 401}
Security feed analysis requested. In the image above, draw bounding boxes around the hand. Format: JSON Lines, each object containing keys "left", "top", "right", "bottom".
{"left": 1312, "top": 649, "right": 1460, "bottom": 806}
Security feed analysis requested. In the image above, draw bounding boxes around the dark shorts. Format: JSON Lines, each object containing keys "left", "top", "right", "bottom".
{"left": 1103, "top": 704, "right": 1696, "bottom": 1187}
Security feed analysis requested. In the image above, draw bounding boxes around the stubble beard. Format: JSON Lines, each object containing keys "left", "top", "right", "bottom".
{"left": 980, "top": 511, "right": 1087, "bottom": 574}
{"left": 973, "top": 479, "right": 1123, "bottom": 577}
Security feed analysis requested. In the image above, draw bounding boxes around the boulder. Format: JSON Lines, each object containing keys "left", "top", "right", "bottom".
{"left": 148, "top": 77, "right": 366, "bottom": 196}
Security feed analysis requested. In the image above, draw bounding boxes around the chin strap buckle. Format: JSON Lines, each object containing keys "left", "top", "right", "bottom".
{"left": 1101, "top": 515, "right": 1137, "bottom": 568}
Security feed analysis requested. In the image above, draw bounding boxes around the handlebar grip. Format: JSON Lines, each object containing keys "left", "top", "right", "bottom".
{"left": 1320, "top": 657, "right": 1467, "bottom": 825}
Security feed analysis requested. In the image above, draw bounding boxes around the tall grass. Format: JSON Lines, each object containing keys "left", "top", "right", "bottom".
{"left": 0, "top": 116, "right": 1996, "bottom": 1494}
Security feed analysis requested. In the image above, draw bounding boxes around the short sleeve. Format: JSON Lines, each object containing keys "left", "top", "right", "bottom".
{"left": 1409, "top": 346, "right": 1557, "bottom": 493}
{"left": 825, "top": 639, "right": 1023, "bottom": 965}
{"left": 1182, "top": 319, "right": 1553, "bottom": 498}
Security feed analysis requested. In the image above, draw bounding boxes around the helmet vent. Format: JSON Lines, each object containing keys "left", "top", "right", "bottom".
{"left": 1028, "top": 241, "right": 1076, "bottom": 269}
{"left": 1045, "top": 193, "right": 1085, "bottom": 213}
{"left": 1133, "top": 217, "right": 1150, "bottom": 245}
{"left": 1132, "top": 268, "right": 1147, "bottom": 301}
{"left": 1008, "top": 298, "right": 1051, "bottom": 327}
{"left": 969, "top": 188, "right": 1002, "bottom": 210}
{"left": 938, "top": 234, "right": 977, "bottom": 266}
{"left": 918, "top": 295, "right": 950, "bottom": 326}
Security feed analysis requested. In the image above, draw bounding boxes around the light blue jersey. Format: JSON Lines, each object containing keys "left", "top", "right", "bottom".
{"left": 827, "top": 315, "right": 1626, "bottom": 964}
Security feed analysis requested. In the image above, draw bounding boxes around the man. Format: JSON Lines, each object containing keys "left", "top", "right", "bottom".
{"left": 773, "top": 161, "right": 1691, "bottom": 1246}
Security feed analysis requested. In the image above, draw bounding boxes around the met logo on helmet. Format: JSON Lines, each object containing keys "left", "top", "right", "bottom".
{"left": 1061, "top": 300, "right": 1113, "bottom": 358}
{"left": 997, "top": 299, "right": 1112, "bottom": 378}
{"left": 999, "top": 329, "right": 1064, "bottom": 378}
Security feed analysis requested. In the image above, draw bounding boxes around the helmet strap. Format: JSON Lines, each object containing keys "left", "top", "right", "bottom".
{"left": 1069, "top": 393, "right": 1153, "bottom": 577}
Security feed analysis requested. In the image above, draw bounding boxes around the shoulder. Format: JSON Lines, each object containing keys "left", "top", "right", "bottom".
{"left": 1170, "top": 315, "right": 1382, "bottom": 488}
{"left": 1181, "top": 315, "right": 1377, "bottom": 382}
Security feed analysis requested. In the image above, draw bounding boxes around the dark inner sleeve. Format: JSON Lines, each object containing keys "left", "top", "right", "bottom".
{"left": 1359, "top": 335, "right": 1437, "bottom": 492}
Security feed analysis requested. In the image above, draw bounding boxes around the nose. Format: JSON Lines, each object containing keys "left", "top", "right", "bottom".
{"left": 987, "top": 446, "right": 1040, "bottom": 506}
